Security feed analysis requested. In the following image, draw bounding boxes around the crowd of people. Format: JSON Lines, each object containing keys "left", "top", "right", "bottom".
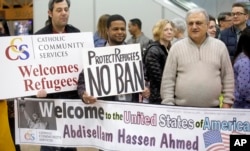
{"left": 1, "top": 0, "right": 250, "bottom": 150}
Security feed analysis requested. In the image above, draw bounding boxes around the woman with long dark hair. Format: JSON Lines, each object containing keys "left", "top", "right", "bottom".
{"left": 233, "top": 28, "right": 250, "bottom": 108}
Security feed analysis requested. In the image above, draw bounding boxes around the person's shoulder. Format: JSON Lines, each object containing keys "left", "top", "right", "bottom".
{"left": 147, "top": 41, "right": 161, "bottom": 50}
{"left": 66, "top": 24, "right": 80, "bottom": 33}
{"left": 220, "top": 28, "right": 229, "bottom": 34}
{"left": 173, "top": 37, "right": 187, "bottom": 45}
{"left": 139, "top": 33, "right": 151, "bottom": 43}
{"left": 234, "top": 56, "right": 250, "bottom": 71}
{"left": 34, "top": 25, "right": 51, "bottom": 35}
{"left": 143, "top": 42, "right": 160, "bottom": 57}
{"left": 126, "top": 37, "right": 133, "bottom": 44}
{"left": 146, "top": 42, "right": 166, "bottom": 56}
{"left": 220, "top": 26, "right": 235, "bottom": 36}
{"left": 171, "top": 37, "right": 188, "bottom": 49}
{"left": 35, "top": 24, "right": 80, "bottom": 35}
{"left": 207, "top": 37, "right": 227, "bottom": 48}
{"left": 235, "top": 53, "right": 250, "bottom": 63}
{"left": 208, "top": 36, "right": 222, "bottom": 42}
{"left": 140, "top": 33, "right": 151, "bottom": 40}
{"left": 93, "top": 32, "right": 102, "bottom": 41}
{"left": 93, "top": 32, "right": 99, "bottom": 39}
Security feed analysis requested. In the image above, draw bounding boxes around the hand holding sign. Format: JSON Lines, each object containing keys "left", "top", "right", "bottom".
{"left": 82, "top": 91, "right": 96, "bottom": 104}
{"left": 141, "top": 87, "right": 150, "bottom": 99}
{"left": 36, "top": 89, "right": 47, "bottom": 98}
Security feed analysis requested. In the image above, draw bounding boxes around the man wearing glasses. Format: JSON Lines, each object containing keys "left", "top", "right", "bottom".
{"left": 220, "top": 2, "right": 250, "bottom": 62}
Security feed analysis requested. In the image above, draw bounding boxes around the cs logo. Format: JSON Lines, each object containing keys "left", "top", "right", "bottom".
{"left": 24, "top": 130, "right": 35, "bottom": 141}
{"left": 5, "top": 37, "right": 29, "bottom": 60}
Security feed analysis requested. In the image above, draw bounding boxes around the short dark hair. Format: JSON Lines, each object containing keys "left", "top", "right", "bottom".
{"left": 217, "top": 12, "right": 232, "bottom": 22}
{"left": 48, "top": 0, "right": 70, "bottom": 11}
{"left": 209, "top": 15, "right": 216, "bottom": 22}
{"left": 106, "top": 14, "right": 126, "bottom": 28}
{"left": 129, "top": 18, "right": 142, "bottom": 29}
{"left": 232, "top": 2, "right": 248, "bottom": 14}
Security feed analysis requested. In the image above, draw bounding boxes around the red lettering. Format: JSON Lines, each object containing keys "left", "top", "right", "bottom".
{"left": 23, "top": 77, "right": 77, "bottom": 92}
{"left": 18, "top": 65, "right": 32, "bottom": 77}
{"left": 24, "top": 79, "right": 35, "bottom": 91}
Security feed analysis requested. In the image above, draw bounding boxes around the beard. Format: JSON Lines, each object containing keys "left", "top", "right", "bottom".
{"left": 109, "top": 37, "right": 125, "bottom": 46}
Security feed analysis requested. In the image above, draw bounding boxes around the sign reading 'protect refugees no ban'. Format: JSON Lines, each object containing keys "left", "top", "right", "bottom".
{"left": 82, "top": 44, "right": 144, "bottom": 97}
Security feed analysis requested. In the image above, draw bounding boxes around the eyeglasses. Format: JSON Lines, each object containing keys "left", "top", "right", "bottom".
{"left": 231, "top": 12, "right": 246, "bottom": 17}
{"left": 222, "top": 19, "right": 232, "bottom": 22}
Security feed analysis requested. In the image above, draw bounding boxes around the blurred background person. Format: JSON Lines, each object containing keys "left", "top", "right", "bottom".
{"left": 127, "top": 18, "right": 152, "bottom": 103}
{"left": 217, "top": 11, "right": 233, "bottom": 31}
{"left": 0, "top": 18, "right": 10, "bottom": 36}
{"left": 207, "top": 15, "right": 217, "bottom": 38}
{"left": 127, "top": 18, "right": 152, "bottom": 53}
{"left": 143, "top": 19, "right": 175, "bottom": 104}
{"left": 94, "top": 14, "right": 110, "bottom": 47}
{"left": 220, "top": 2, "right": 250, "bottom": 62}
{"left": 171, "top": 17, "right": 186, "bottom": 43}
{"left": 233, "top": 28, "right": 250, "bottom": 109}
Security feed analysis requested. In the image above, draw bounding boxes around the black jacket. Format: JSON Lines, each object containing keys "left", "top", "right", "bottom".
{"left": 35, "top": 23, "right": 80, "bottom": 34}
{"left": 220, "top": 25, "right": 250, "bottom": 62}
{"left": 144, "top": 42, "right": 168, "bottom": 104}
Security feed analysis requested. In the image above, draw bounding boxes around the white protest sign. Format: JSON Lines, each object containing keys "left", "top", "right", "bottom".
{"left": 82, "top": 44, "right": 144, "bottom": 97}
{"left": 0, "top": 32, "right": 94, "bottom": 99}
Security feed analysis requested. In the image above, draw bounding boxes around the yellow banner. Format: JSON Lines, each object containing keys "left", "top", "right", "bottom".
{"left": 0, "top": 100, "right": 15, "bottom": 151}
